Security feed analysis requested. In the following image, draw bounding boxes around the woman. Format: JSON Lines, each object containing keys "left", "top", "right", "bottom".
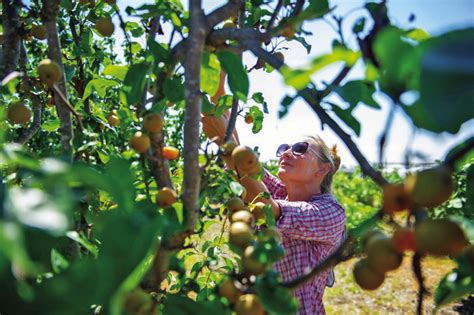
{"left": 202, "top": 85, "right": 346, "bottom": 315}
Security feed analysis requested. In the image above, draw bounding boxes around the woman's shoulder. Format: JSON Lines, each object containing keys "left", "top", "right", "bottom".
{"left": 309, "top": 193, "right": 346, "bottom": 214}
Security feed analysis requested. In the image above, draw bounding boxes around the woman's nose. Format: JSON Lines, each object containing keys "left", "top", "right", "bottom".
{"left": 282, "top": 147, "right": 293, "bottom": 157}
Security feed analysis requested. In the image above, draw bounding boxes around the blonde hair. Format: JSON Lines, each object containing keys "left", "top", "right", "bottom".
{"left": 305, "top": 136, "right": 341, "bottom": 194}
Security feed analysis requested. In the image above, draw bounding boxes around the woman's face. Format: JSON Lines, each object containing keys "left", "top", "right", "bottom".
{"left": 277, "top": 141, "right": 328, "bottom": 183}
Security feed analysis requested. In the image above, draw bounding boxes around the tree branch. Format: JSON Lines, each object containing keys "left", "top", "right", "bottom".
{"left": 244, "top": 40, "right": 388, "bottom": 186}
{"left": 41, "top": 0, "right": 73, "bottom": 161}
{"left": 206, "top": 0, "right": 243, "bottom": 29}
{"left": 1, "top": 0, "right": 21, "bottom": 80}
{"left": 16, "top": 41, "right": 42, "bottom": 144}
{"left": 223, "top": 3, "right": 245, "bottom": 143}
{"left": 182, "top": 0, "right": 206, "bottom": 231}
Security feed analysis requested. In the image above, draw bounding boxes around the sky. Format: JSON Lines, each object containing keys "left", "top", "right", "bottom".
{"left": 114, "top": 0, "right": 474, "bottom": 169}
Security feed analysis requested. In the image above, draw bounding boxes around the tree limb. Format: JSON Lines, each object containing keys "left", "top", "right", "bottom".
{"left": 1, "top": 0, "right": 21, "bottom": 80}
{"left": 41, "top": 0, "right": 73, "bottom": 161}
{"left": 16, "top": 41, "right": 42, "bottom": 144}
{"left": 244, "top": 40, "right": 388, "bottom": 186}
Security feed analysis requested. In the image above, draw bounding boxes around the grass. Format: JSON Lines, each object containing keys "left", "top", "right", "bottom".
{"left": 324, "top": 254, "right": 458, "bottom": 314}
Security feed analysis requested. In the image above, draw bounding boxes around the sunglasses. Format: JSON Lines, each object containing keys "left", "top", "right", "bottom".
{"left": 276, "top": 142, "right": 320, "bottom": 158}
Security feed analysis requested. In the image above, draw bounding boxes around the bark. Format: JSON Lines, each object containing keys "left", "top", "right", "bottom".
{"left": 1, "top": 0, "right": 21, "bottom": 80}
{"left": 41, "top": 0, "right": 73, "bottom": 161}
{"left": 17, "top": 42, "right": 42, "bottom": 144}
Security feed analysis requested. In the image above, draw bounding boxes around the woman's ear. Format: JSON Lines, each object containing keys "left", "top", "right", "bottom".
{"left": 317, "top": 163, "right": 331, "bottom": 176}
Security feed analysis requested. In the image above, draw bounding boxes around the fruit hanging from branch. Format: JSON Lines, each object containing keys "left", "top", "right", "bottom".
{"left": 38, "top": 59, "right": 62, "bottom": 87}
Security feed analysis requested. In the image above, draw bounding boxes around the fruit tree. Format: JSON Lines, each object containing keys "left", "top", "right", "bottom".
{"left": 0, "top": 1, "right": 473, "bottom": 314}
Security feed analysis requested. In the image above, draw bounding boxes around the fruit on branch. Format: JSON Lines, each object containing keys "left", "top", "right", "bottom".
{"left": 229, "top": 221, "right": 253, "bottom": 249}
{"left": 143, "top": 113, "right": 163, "bottom": 133}
{"left": 392, "top": 227, "right": 417, "bottom": 253}
{"left": 366, "top": 235, "right": 403, "bottom": 273}
{"left": 0, "top": 33, "right": 3, "bottom": 44}
{"left": 219, "top": 278, "right": 242, "bottom": 303}
{"left": 353, "top": 258, "right": 385, "bottom": 290}
{"left": 231, "top": 210, "right": 254, "bottom": 225}
{"left": 95, "top": 17, "right": 114, "bottom": 37}
{"left": 31, "top": 24, "right": 46, "bottom": 40}
{"left": 281, "top": 25, "right": 295, "bottom": 39}
{"left": 249, "top": 202, "right": 266, "bottom": 222}
{"left": 211, "top": 70, "right": 226, "bottom": 104}
{"left": 129, "top": 131, "right": 150, "bottom": 153}
{"left": 226, "top": 197, "right": 247, "bottom": 214}
{"left": 7, "top": 102, "right": 31, "bottom": 125}
{"left": 232, "top": 146, "right": 261, "bottom": 176}
{"left": 415, "top": 219, "right": 468, "bottom": 256}
{"left": 162, "top": 146, "right": 180, "bottom": 160}
{"left": 382, "top": 183, "right": 413, "bottom": 214}
{"left": 362, "top": 229, "right": 385, "bottom": 247}
{"left": 107, "top": 111, "right": 120, "bottom": 126}
{"left": 273, "top": 52, "right": 285, "bottom": 64}
{"left": 221, "top": 140, "right": 237, "bottom": 157}
{"left": 404, "top": 166, "right": 454, "bottom": 208}
{"left": 244, "top": 114, "right": 253, "bottom": 124}
{"left": 38, "top": 59, "right": 62, "bottom": 87}
{"left": 156, "top": 187, "right": 178, "bottom": 208}
{"left": 241, "top": 245, "right": 268, "bottom": 276}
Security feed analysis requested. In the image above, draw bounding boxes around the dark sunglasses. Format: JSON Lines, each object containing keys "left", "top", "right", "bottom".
{"left": 276, "top": 142, "right": 319, "bottom": 157}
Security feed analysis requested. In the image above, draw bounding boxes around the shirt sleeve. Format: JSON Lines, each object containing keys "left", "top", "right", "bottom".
{"left": 275, "top": 197, "right": 346, "bottom": 243}
{"left": 262, "top": 169, "right": 287, "bottom": 200}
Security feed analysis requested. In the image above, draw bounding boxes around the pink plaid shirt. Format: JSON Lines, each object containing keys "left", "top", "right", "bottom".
{"left": 263, "top": 170, "right": 346, "bottom": 315}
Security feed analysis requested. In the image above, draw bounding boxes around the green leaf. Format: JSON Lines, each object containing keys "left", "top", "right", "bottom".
{"left": 123, "top": 62, "right": 150, "bottom": 105}
{"left": 6, "top": 187, "right": 73, "bottom": 236}
{"left": 406, "top": 28, "right": 431, "bottom": 41}
{"left": 200, "top": 52, "right": 221, "bottom": 96}
{"left": 333, "top": 80, "right": 380, "bottom": 110}
{"left": 353, "top": 17, "right": 366, "bottom": 33}
{"left": 331, "top": 104, "right": 361, "bottom": 136}
{"left": 293, "top": 36, "right": 312, "bottom": 54}
{"left": 373, "top": 27, "right": 421, "bottom": 96}
{"left": 248, "top": 105, "right": 264, "bottom": 133}
{"left": 230, "top": 182, "right": 244, "bottom": 197}
{"left": 42, "top": 118, "right": 60, "bottom": 132}
{"left": 217, "top": 51, "right": 249, "bottom": 101}
{"left": 264, "top": 203, "right": 275, "bottom": 227}
{"left": 435, "top": 269, "right": 474, "bottom": 307}
{"left": 82, "top": 79, "right": 119, "bottom": 100}
{"left": 163, "top": 77, "right": 185, "bottom": 103}
{"left": 400, "top": 100, "right": 443, "bottom": 133}
{"left": 103, "top": 65, "right": 129, "bottom": 81}
{"left": 201, "top": 95, "right": 215, "bottom": 115}
{"left": 444, "top": 137, "right": 474, "bottom": 171}
{"left": 50, "top": 248, "right": 69, "bottom": 274}
{"left": 163, "top": 295, "right": 229, "bottom": 315}
{"left": 255, "top": 271, "right": 298, "bottom": 314}
{"left": 300, "top": 0, "right": 330, "bottom": 20}
{"left": 419, "top": 28, "right": 474, "bottom": 134}
{"left": 252, "top": 92, "right": 269, "bottom": 113}
{"left": 0, "top": 71, "right": 22, "bottom": 94}
{"left": 281, "top": 48, "right": 361, "bottom": 90}
{"left": 365, "top": 61, "right": 379, "bottom": 82}
{"left": 148, "top": 40, "right": 171, "bottom": 64}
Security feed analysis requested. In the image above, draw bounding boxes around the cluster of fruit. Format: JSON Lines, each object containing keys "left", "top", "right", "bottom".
{"left": 353, "top": 165, "right": 472, "bottom": 290}
{"left": 219, "top": 196, "right": 284, "bottom": 315}
{"left": 220, "top": 141, "right": 261, "bottom": 177}
{"left": 6, "top": 58, "right": 63, "bottom": 125}
{"left": 126, "top": 113, "right": 179, "bottom": 161}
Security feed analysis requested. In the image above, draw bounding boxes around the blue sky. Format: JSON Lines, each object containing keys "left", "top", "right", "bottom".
{"left": 116, "top": 1, "right": 474, "bottom": 168}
